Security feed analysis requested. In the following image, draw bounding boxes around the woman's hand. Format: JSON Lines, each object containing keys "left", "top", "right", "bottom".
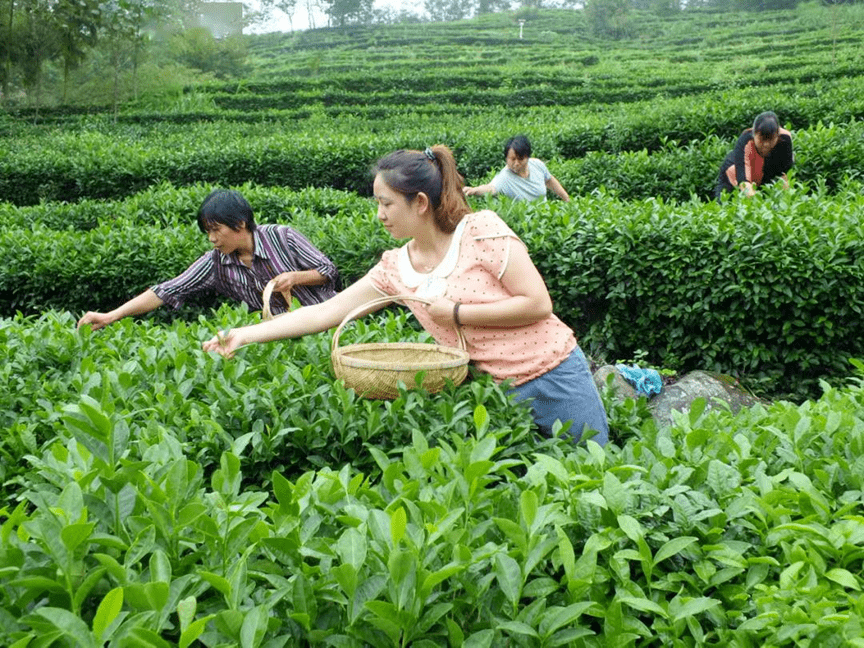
{"left": 203, "top": 328, "right": 246, "bottom": 358}
{"left": 426, "top": 298, "right": 458, "bottom": 328}
{"left": 463, "top": 183, "right": 495, "bottom": 197}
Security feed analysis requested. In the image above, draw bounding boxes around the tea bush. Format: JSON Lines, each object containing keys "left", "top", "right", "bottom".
{"left": 1, "top": 306, "right": 862, "bottom": 645}
{"left": 515, "top": 186, "right": 864, "bottom": 399}
{"left": 2, "top": 181, "right": 863, "bottom": 399}
{"left": 0, "top": 309, "right": 541, "bottom": 500}
{"left": 3, "top": 5, "right": 864, "bottom": 644}
{"left": 3, "top": 103, "right": 864, "bottom": 205}
{"left": 0, "top": 184, "right": 388, "bottom": 317}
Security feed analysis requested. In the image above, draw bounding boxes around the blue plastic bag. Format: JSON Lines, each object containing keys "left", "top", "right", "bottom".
{"left": 615, "top": 364, "right": 663, "bottom": 397}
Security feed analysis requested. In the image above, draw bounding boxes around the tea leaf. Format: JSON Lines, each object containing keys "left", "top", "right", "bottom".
{"left": 149, "top": 550, "right": 171, "bottom": 584}
{"left": 520, "top": 490, "right": 539, "bottom": 531}
{"left": 34, "top": 607, "right": 94, "bottom": 646}
{"left": 603, "top": 472, "right": 628, "bottom": 515}
{"left": 93, "top": 587, "right": 123, "bottom": 640}
{"left": 61, "top": 522, "right": 95, "bottom": 553}
{"left": 176, "top": 596, "right": 197, "bottom": 633}
{"left": 618, "top": 595, "right": 668, "bottom": 617}
{"left": 498, "top": 620, "right": 538, "bottom": 638}
{"left": 464, "top": 629, "right": 495, "bottom": 648}
{"left": 390, "top": 507, "right": 407, "bottom": 547}
{"left": 473, "top": 405, "right": 489, "bottom": 435}
{"left": 179, "top": 615, "right": 215, "bottom": 648}
{"left": 124, "top": 581, "right": 169, "bottom": 612}
{"left": 240, "top": 605, "right": 269, "bottom": 648}
{"left": 73, "top": 567, "right": 108, "bottom": 614}
{"left": 494, "top": 553, "right": 522, "bottom": 607}
{"left": 335, "top": 528, "right": 367, "bottom": 572}
{"left": 332, "top": 563, "right": 357, "bottom": 598}
{"left": 654, "top": 536, "right": 699, "bottom": 565}
{"left": 826, "top": 568, "right": 861, "bottom": 591}
{"left": 671, "top": 596, "right": 721, "bottom": 621}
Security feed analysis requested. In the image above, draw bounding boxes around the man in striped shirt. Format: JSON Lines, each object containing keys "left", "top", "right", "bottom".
{"left": 76, "top": 189, "right": 339, "bottom": 330}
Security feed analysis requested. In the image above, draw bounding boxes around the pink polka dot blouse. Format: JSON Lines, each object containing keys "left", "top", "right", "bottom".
{"left": 368, "top": 210, "right": 576, "bottom": 386}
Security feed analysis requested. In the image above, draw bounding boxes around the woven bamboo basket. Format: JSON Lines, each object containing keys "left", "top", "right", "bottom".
{"left": 261, "top": 279, "right": 293, "bottom": 321}
{"left": 331, "top": 294, "right": 470, "bottom": 400}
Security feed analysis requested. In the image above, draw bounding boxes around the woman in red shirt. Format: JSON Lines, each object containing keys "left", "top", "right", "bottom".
{"left": 715, "top": 111, "right": 794, "bottom": 201}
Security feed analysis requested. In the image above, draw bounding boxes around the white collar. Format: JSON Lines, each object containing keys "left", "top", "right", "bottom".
{"left": 397, "top": 216, "right": 467, "bottom": 296}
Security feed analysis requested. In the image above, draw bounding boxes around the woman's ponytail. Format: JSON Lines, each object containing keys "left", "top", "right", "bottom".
{"left": 374, "top": 144, "right": 471, "bottom": 234}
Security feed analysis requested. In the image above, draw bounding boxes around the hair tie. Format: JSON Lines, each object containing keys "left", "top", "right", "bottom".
{"left": 424, "top": 147, "right": 436, "bottom": 162}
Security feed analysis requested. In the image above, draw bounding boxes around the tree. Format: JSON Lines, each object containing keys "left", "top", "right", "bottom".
{"left": 16, "top": 0, "right": 60, "bottom": 116}
{"left": 477, "top": 0, "right": 513, "bottom": 13}
{"left": 99, "top": 0, "right": 149, "bottom": 117}
{"left": 1, "top": 0, "right": 15, "bottom": 96}
{"left": 304, "top": 0, "right": 320, "bottom": 28}
{"left": 424, "top": 0, "right": 471, "bottom": 21}
{"left": 321, "top": 0, "right": 373, "bottom": 26}
{"left": 585, "top": 0, "right": 632, "bottom": 37}
{"left": 54, "top": 0, "right": 102, "bottom": 102}
{"left": 168, "top": 26, "right": 248, "bottom": 77}
{"left": 261, "top": 0, "right": 298, "bottom": 31}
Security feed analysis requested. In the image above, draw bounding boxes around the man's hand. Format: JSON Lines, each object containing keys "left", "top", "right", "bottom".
{"left": 75, "top": 290, "right": 165, "bottom": 331}
{"left": 77, "top": 311, "right": 114, "bottom": 331}
{"left": 270, "top": 272, "right": 299, "bottom": 293}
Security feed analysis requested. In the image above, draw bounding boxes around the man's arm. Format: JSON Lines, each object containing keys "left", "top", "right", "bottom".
{"left": 269, "top": 269, "right": 328, "bottom": 293}
{"left": 77, "top": 289, "right": 165, "bottom": 330}
{"left": 271, "top": 226, "right": 339, "bottom": 289}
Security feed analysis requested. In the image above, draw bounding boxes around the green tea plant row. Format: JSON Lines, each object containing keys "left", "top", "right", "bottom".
{"left": 0, "top": 308, "right": 539, "bottom": 497}
{"left": 239, "top": 6, "right": 864, "bottom": 100}
{"left": 247, "top": 7, "right": 851, "bottom": 79}
{"left": 207, "top": 48, "right": 863, "bottom": 105}
{"left": 3, "top": 182, "right": 863, "bottom": 400}
{"left": 556, "top": 120, "right": 864, "bottom": 199}
{"left": 518, "top": 185, "right": 864, "bottom": 400}
{"left": 1, "top": 307, "right": 862, "bottom": 645}
{"left": 11, "top": 70, "right": 864, "bottom": 157}
{"left": 3, "top": 107, "right": 863, "bottom": 206}
{"left": 0, "top": 183, "right": 372, "bottom": 232}
{"left": 202, "top": 69, "right": 864, "bottom": 123}
{"left": 24, "top": 5, "right": 853, "bottom": 126}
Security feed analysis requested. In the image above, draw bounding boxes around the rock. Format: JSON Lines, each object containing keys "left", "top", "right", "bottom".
{"left": 591, "top": 366, "right": 765, "bottom": 430}
{"left": 649, "top": 370, "right": 763, "bottom": 429}
{"left": 593, "top": 365, "right": 638, "bottom": 401}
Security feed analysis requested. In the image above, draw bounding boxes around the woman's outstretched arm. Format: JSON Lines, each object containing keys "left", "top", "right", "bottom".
{"left": 203, "top": 275, "right": 383, "bottom": 358}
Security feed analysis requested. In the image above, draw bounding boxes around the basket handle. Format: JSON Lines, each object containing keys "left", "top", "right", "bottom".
{"left": 331, "top": 294, "right": 467, "bottom": 354}
{"left": 262, "top": 278, "right": 293, "bottom": 321}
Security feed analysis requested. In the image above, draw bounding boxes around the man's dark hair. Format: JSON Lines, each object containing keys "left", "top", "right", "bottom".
{"left": 196, "top": 189, "right": 256, "bottom": 233}
{"left": 504, "top": 134, "right": 532, "bottom": 160}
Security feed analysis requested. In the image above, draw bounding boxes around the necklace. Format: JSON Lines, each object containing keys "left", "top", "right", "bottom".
{"left": 409, "top": 244, "right": 441, "bottom": 273}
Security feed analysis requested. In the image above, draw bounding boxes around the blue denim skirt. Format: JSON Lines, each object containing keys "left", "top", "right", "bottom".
{"left": 508, "top": 347, "right": 609, "bottom": 445}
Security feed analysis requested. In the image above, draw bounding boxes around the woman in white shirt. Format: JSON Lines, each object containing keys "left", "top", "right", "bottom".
{"left": 463, "top": 135, "right": 570, "bottom": 202}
